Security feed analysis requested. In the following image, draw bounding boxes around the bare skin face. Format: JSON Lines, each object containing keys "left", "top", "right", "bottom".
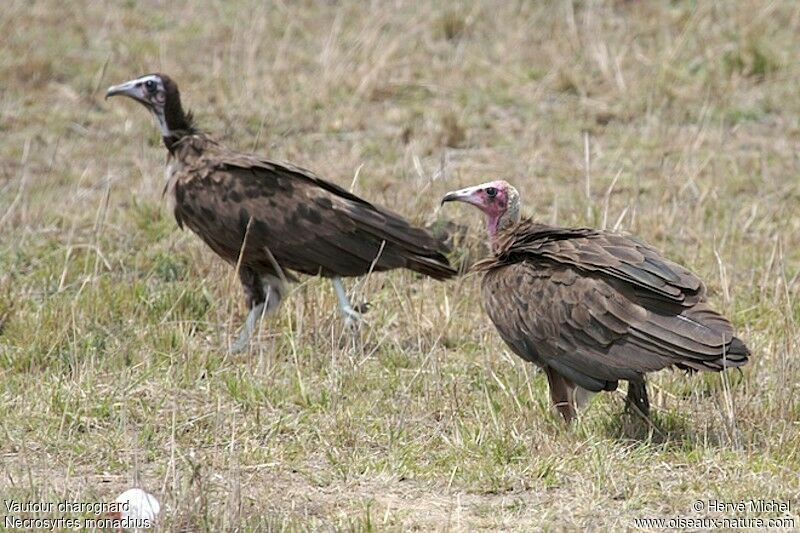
{"left": 441, "top": 180, "right": 521, "bottom": 242}
{"left": 106, "top": 74, "right": 171, "bottom": 137}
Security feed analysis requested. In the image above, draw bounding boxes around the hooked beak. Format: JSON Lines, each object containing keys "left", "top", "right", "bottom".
{"left": 441, "top": 186, "right": 481, "bottom": 207}
{"left": 105, "top": 79, "right": 145, "bottom": 102}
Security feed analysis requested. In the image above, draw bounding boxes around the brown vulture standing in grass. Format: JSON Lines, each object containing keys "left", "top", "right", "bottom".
{"left": 441, "top": 180, "right": 750, "bottom": 422}
{"left": 106, "top": 73, "right": 456, "bottom": 352}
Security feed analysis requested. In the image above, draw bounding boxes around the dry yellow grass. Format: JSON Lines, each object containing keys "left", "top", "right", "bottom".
{"left": 1, "top": 0, "right": 799, "bottom": 530}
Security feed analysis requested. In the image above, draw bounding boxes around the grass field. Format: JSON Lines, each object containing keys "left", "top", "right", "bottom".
{"left": 2, "top": 0, "right": 800, "bottom": 530}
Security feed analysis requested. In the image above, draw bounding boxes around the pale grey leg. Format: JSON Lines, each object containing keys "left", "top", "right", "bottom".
{"left": 230, "top": 301, "right": 266, "bottom": 353}
{"left": 230, "top": 275, "right": 285, "bottom": 353}
{"left": 332, "top": 277, "right": 362, "bottom": 327}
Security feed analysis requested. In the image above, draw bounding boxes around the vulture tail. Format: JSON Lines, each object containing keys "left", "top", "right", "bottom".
{"left": 690, "top": 304, "right": 751, "bottom": 370}
{"left": 654, "top": 304, "right": 752, "bottom": 372}
{"left": 346, "top": 204, "right": 458, "bottom": 280}
{"left": 715, "top": 335, "right": 750, "bottom": 369}
{"left": 403, "top": 252, "right": 458, "bottom": 280}
{"left": 673, "top": 334, "right": 750, "bottom": 373}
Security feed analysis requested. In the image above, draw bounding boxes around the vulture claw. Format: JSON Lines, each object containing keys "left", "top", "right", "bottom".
{"left": 343, "top": 307, "right": 365, "bottom": 329}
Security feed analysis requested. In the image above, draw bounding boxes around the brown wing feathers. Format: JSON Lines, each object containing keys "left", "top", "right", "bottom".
{"left": 492, "top": 221, "right": 704, "bottom": 306}
{"left": 170, "top": 138, "right": 455, "bottom": 281}
{"left": 482, "top": 220, "right": 749, "bottom": 393}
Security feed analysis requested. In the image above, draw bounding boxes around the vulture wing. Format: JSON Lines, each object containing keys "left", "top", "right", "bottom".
{"left": 486, "top": 220, "right": 705, "bottom": 309}
{"left": 172, "top": 147, "right": 455, "bottom": 280}
{"left": 481, "top": 221, "right": 748, "bottom": 392}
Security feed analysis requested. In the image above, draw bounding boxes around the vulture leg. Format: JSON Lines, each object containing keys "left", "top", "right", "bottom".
{"left": 625, "top": 379, "right": 650, "bottom": 418}
{"left": 230, "top": 301, "right": 266, "bottom": 353}
{"left": 332, "top": 277, "right": 363, "bottom": 327}
{"left": 230, "top": 270, "right": 285, "bottom": 353}
{"left": 545, "top": 367, "right": 577, "bottom": 423}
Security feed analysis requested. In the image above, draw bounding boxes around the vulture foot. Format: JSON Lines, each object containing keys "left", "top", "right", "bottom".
{"left": 229, "top": 302, "right": 266, "bottom": 353}
{"left": 342, "top": 306, "right": 369, "bottom": 331}
{"left": 332, "top": 278, "right": 368, "bottom": 328}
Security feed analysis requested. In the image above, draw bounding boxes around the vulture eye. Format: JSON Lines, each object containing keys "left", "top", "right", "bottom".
{"left": 485, "top": 187, "right": 497, "bottom": 197}
{"left": 144, "top": 80, "right": 156, "bottom": 92}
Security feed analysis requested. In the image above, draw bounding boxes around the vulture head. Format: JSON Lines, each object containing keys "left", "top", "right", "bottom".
{"left": 441, "top": 180, "right": 520, "bottom": 240}
{"left": 106, "top": 73, "right": 195, "bottom": 144}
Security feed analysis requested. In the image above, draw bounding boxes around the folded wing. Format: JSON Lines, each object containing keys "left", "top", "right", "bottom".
{"left": 481, "top": 221, "right": 749, "bottom": 392}
{"left": 172, "top": 149, "right": 456, "bottom": 280}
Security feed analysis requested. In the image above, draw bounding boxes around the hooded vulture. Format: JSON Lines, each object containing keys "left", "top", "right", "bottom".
{"left": 441, "top": 180, "right": 750, "bottom": 422}
{"left": 106, "top": 73, "right": 456, "bottom": 352}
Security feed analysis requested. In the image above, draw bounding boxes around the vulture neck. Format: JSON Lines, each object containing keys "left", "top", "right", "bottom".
{"left": 487, "top": 192, "right": 520, "bottom": 251}
{"left": 159, "top": 91, "right": 197, "bottom": 153}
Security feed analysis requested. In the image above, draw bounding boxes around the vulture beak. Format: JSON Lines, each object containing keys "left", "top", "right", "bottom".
{"left": 105, "top": 79, "right": 146, "bottom": 103}
{"left": 441, "top": 186, "right": 483, "bottom": 207}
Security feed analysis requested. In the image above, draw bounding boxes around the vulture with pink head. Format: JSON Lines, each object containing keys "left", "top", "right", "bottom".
{"left": 106, "top": 73, "right": 456, "bottom": 352}
{"left": 441, "top": 180, "right": 749, "bottom": 422}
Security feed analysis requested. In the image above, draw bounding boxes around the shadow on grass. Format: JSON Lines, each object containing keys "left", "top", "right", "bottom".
{"left": 574, "top": 373, "right": 750, "bottom": 450}
{"left": 599, "top": 407, "right": 696, "bottom": 446}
